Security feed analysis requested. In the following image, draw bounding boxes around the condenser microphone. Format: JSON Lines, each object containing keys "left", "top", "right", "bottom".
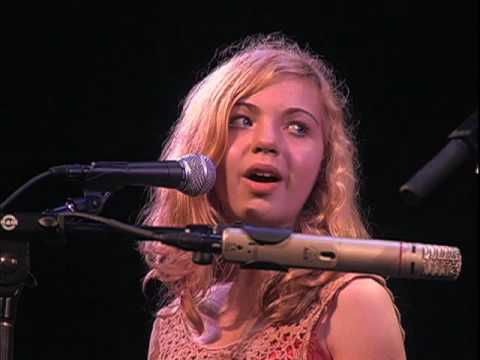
{"left": 48, "top": 154, "right": 216, "bottom": 196}
{"left": 220, "top": 226, "right": 462, "bottom": 280}
{"left": 400, "top": 110, "right": 478, "bottom": 205}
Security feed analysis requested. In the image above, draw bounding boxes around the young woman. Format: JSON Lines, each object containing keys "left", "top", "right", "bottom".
{"left": 139, "top": 33, "right": 406, "bottom": 359}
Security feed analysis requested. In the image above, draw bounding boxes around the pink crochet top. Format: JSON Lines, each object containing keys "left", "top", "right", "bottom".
{"left": 148, "top": 273, "right": 399, "bottom": 360}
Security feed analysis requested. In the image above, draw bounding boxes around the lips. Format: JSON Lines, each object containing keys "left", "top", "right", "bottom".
{"left": 244, "top": 164, "right": 283, "bottom": 183}
{"left": 242, "top": 164, "right": 283, "bottom": 194}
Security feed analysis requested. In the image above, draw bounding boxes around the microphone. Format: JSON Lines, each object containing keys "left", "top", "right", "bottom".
{"left": 2, "top": 212, "right": 461, "bottom": 281}
{"left": 48, "top": 154, "right": 216, "bottom": 196}
{"left": 220, "top": 226, "right": 462, "bottom": 280}
{"left": 400, "top": 110, "right": 478, "bottom": 205}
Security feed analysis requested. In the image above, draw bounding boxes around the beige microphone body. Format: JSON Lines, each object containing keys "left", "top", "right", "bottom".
{"left": 221, "top": 227, "right": 462, "bottom": 280}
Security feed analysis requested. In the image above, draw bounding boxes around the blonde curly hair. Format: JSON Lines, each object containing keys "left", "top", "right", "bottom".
{"left": 139, "top": 33, "right": 368, "bottom": 334}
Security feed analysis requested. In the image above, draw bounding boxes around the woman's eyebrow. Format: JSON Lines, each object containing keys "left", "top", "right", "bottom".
{"left": 234, "top": 101, "right": 319, "bottom": 125}
{"left": 233, "top": 101, "right": 260, "bottom": 114}
{"left": 283, "top": 108, "right": 319, "bottom": 125}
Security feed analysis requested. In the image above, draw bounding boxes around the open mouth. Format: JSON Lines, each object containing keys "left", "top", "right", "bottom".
{"left": 246, "top": 171, "right": 281, "bottom": 183}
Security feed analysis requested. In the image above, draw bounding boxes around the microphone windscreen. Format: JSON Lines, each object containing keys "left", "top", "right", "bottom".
{"left": 179, "top": 154, "right": 216, "bottom": 196}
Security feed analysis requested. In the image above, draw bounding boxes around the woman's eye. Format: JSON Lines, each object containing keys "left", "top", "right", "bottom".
{"left": 288, "top": 122, "right": 309, "bottom": 136}
{"left": 229, "top": 116, "right": 253, "bottom": 128}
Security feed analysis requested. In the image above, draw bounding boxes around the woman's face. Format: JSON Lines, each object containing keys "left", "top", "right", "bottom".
{"left": 215, "top": 76, "right": 325, "bottom": 228}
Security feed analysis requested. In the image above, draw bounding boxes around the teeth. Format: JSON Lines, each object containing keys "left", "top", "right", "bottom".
{"left": 255, "top": 172, "right": 274, "bottom": 177}
{"left": 246, "top": 169, "right": 280, "bottom": 182}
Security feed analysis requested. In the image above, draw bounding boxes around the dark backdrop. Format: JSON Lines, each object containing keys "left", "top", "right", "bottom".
{"left": 1, "top": 2, "right": 477, "bottom": 359}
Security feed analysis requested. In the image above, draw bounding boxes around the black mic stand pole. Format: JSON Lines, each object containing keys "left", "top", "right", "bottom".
{"left": 0, "top": 229, "right": 32, "bottom": 360}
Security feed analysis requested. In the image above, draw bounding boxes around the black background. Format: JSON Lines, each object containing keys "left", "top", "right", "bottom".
{"left": 1, "top": 2, "right": 477, "bottom": 359}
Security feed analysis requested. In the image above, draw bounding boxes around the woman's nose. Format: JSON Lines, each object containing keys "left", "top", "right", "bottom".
{"left": 251, "top": 120, "right": 280, "bottom": 155}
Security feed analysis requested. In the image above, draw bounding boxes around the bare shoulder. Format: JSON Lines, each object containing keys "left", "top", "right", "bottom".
{"left": 337, "top": 277, "right": 395, "bottom": 309}
{"left": 316, "top": 277, "right": 406, "bottom": 360}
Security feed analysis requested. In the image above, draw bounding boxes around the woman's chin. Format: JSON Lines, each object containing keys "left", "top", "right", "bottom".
{"left": 241, "top": 208, "right": 294, "bottom": 229}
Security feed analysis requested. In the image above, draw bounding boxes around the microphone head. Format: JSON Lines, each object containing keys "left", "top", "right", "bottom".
{"left": 178, "top": 154, "right": 216, "bottom": 196}
{"left": 421, "top": 245, "right": 462, "bottom": 280}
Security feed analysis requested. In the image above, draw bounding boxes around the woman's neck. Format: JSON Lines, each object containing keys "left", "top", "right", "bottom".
{"left": 193, "top": 269, "right": 272, "bottom": 347}
{"left": 223, "top": 270, "right": 263, "bottom": 323}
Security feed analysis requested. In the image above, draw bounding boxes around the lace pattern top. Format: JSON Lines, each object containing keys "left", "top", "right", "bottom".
{"left": 148, "top": 273, "right": 400, "bottom": 360}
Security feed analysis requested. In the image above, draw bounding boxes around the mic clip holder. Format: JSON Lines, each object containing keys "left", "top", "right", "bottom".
{"left": 189, "top": 222, "right": 294, "bottom": 269}
{"left": 189, "top": 224, "right": 217, "bottom": 265}
{"left": 44, "top": 190, "right": 112, "bottom": 215}
{"left": 215, "top": 223, "right": 293, "bottom": 271}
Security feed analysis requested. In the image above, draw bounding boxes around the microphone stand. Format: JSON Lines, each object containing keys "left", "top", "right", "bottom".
{"left": 0, "top": 190, "right": 111, "bottom": 360}
{"left": 0, "top": 180, "right": 225, "bottom": 360}
{"left": 0, "top": 236, "right": 31, "bottom": 360}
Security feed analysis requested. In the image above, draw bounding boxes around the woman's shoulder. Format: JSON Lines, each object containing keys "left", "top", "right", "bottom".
{"left": 313, "top": 273, "right": 406, "bottom": 359}
{"left": 155, "top": 297, "right": 181, "bottom": 318}
{"left": 314, "top": 272, "right": 386, "bottom": 305}
{"left": 327, "top": 274, "right": 398, "bottom": 323}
